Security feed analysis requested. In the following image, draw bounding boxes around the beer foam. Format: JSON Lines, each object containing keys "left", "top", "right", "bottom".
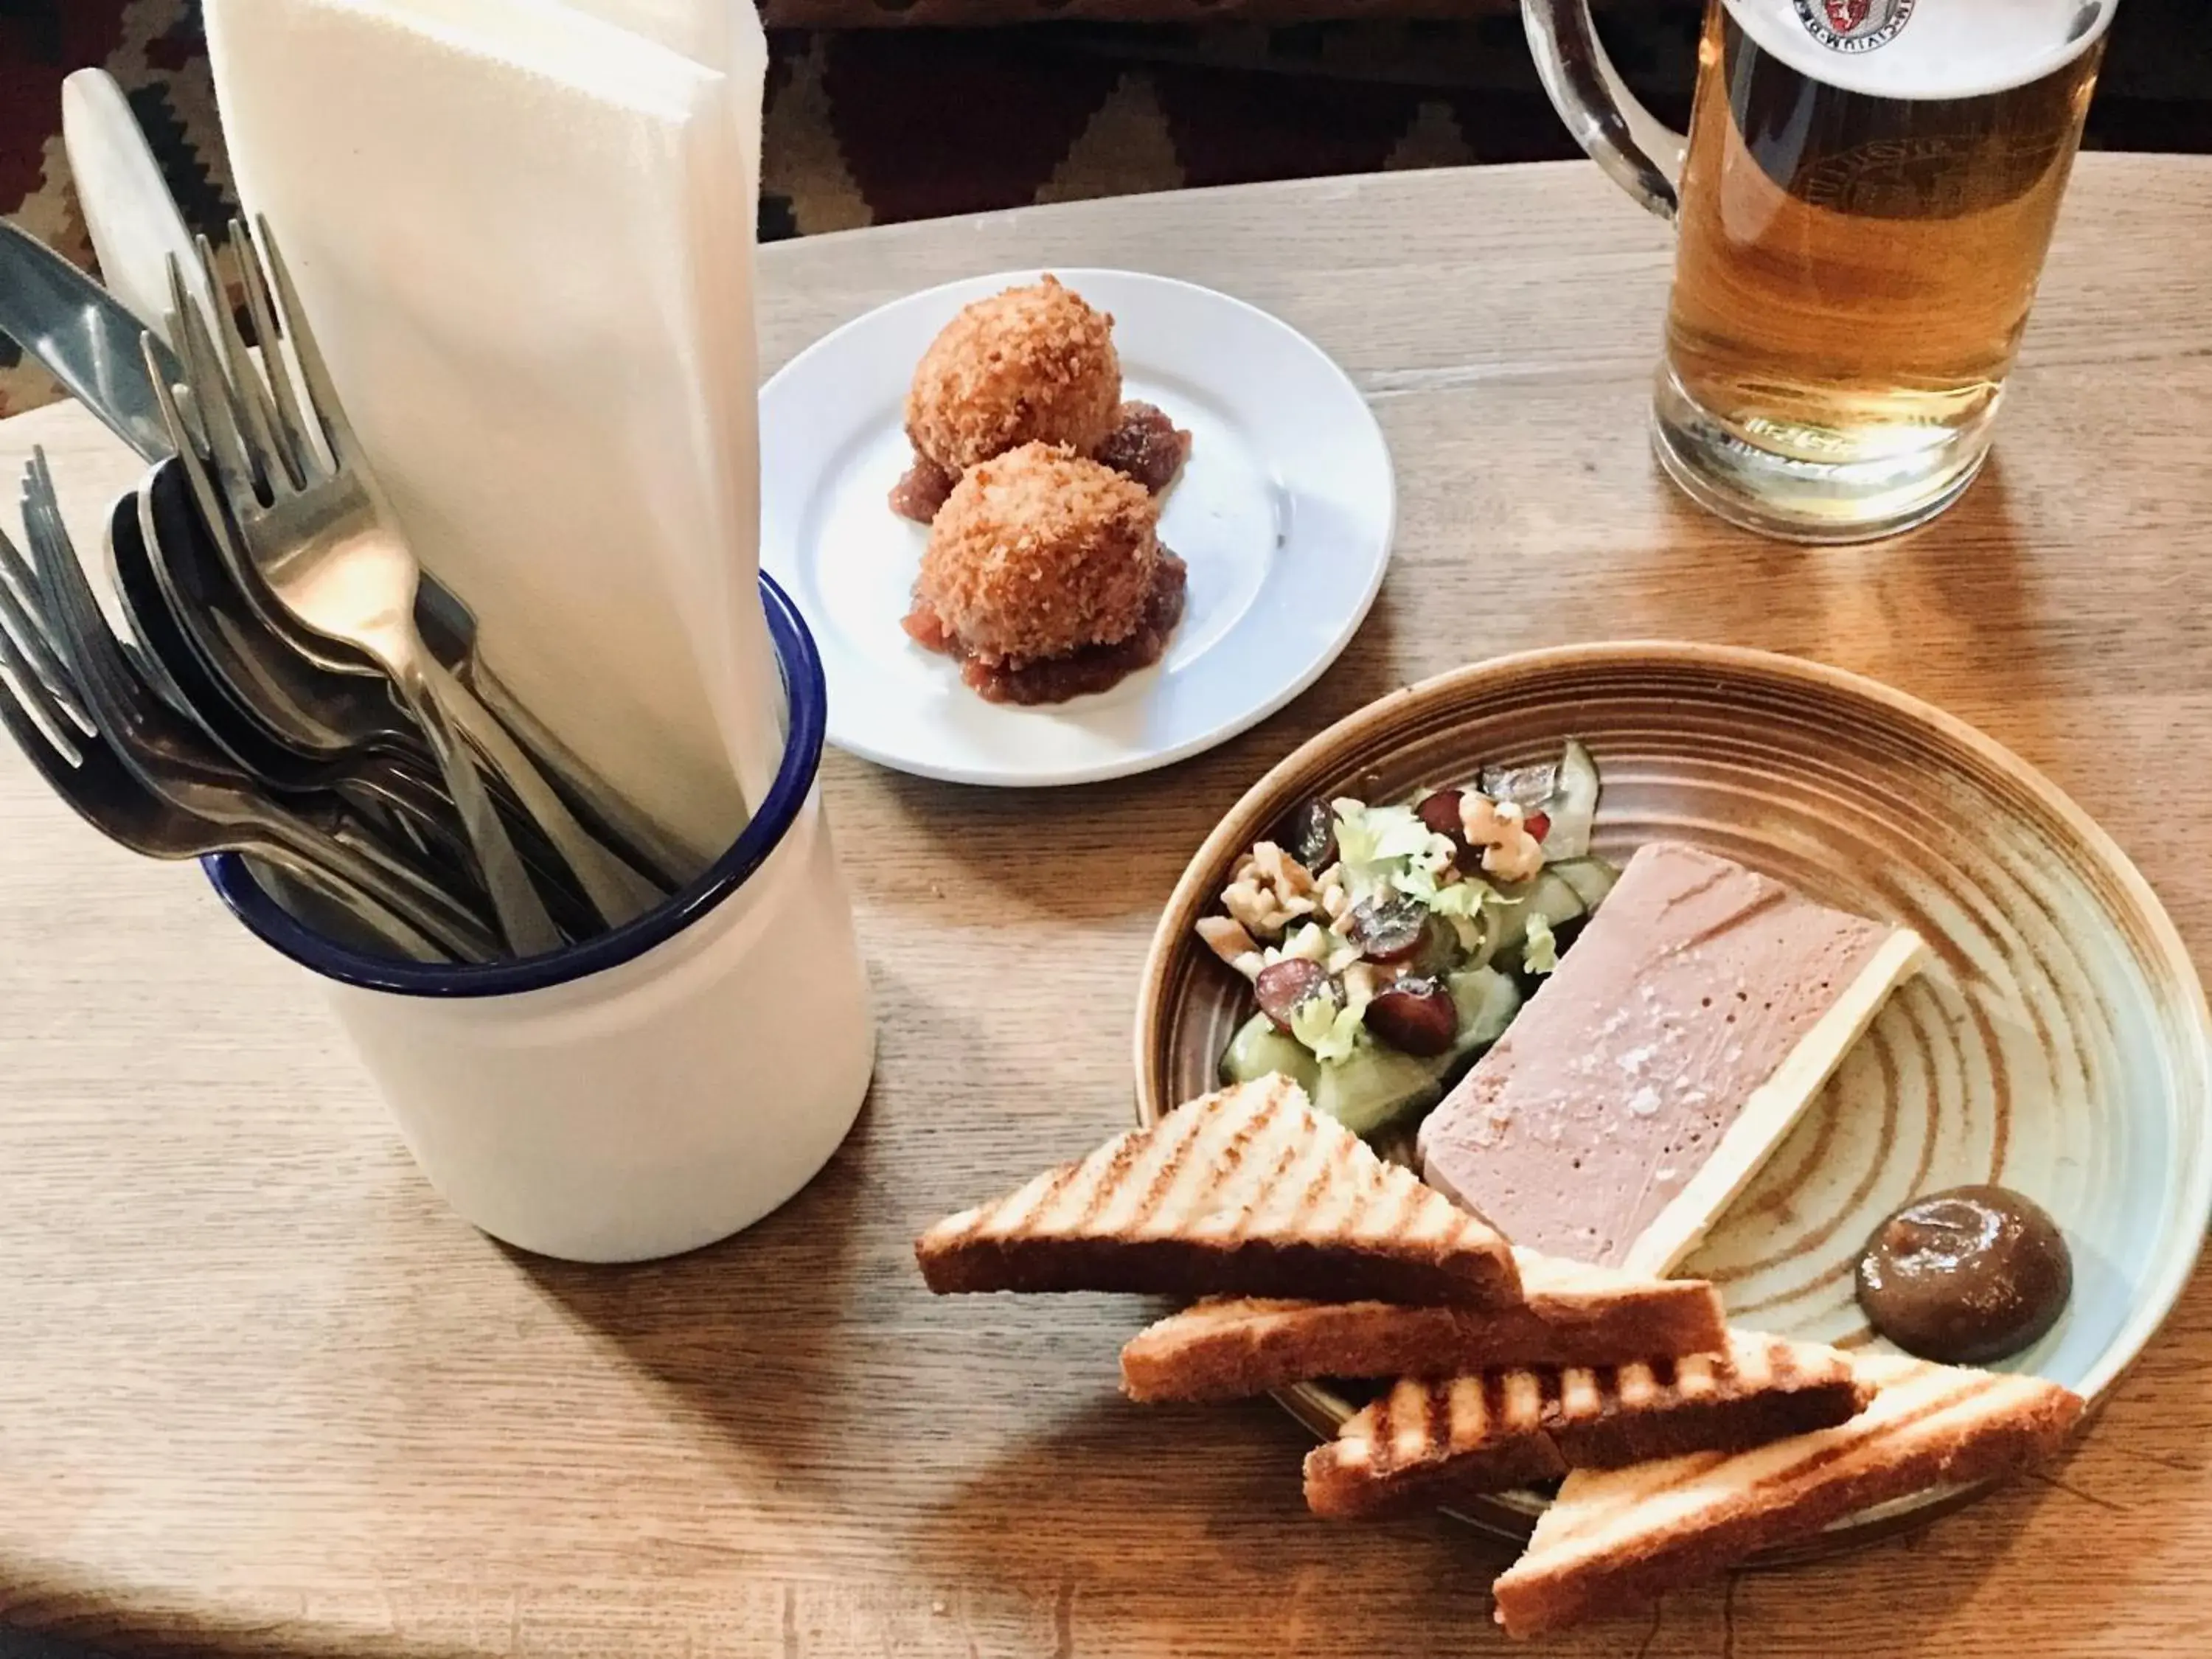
{"left": 1721, "top": 0, "right": 2114, "bottom": 100}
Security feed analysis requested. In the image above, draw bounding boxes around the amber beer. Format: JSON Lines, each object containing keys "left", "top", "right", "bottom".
{"left": 1654, "top": 0, "right": 2105, "bottom": 531}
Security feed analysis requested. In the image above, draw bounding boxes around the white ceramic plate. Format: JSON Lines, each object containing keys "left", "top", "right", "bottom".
{"left": 757, "top": 269, "right": 1395, "bottom": 787}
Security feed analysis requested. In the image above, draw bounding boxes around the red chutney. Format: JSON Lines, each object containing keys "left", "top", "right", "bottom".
{"left": 888, "top": 401, "right": 1192, "bottom": 525}
{"left": 902, "top": 552, "right": 1188, "bottom": 706}
{"left": 1092, "top": 401, "right": 1193, "bottom": 495}
{"left": 887, "top": 455, "right": 957, "bottom": 523}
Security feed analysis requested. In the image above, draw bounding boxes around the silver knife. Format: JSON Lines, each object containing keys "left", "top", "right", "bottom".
{"left": 63, "top": 69, "right": 219, "bottom": 338}
{"left": 0, "top": 219, "right": 176, "bottom": 465}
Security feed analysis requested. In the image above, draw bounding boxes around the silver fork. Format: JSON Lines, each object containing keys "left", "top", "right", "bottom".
{"left": 0, "top": 518, "right": 94, "bottom": 737}
{"left": 0, "top": 622, "right": 449, "bottom": 965}
{"left": 150, "top": 354, "right": 682, "bottom": 903}
{"left": 164, "top": 228, "right": 563, "bottom": 959}
{"left": 20, "top": 453, "right": 498, "bottom": 963}
{"left": 184, "top": 223, "right": 666, "bottom": 928}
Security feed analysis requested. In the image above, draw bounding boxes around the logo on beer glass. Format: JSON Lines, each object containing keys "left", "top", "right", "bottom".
{"left": 1794, "top": 0, "right": 1916, "bottom": 52}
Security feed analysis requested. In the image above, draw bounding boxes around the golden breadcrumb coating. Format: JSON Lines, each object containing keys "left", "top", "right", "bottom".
{"left": 915, "top": 442, "right": 1160, "bottom": 664}
{"left": 905, "top": 276, "right": 1121, "bottom": 473}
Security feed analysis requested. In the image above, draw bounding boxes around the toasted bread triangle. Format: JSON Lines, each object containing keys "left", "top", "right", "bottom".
{"left": 915, "top": 1076, "right": 1519, "bottom": 1306}
{"left": 1304, "top": 1330, "right": 1869, "bottom": 1519}
{"left": 1491, "top": 1352, "right": 2084, "bottom": 1636}
{"left": 1119, "top": 1249, "right": 1728, "bottom": 1402}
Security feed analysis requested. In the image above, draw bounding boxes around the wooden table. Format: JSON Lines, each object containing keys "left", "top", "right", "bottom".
{"left": 3, "top": 154, "right": 2210, "bottom": 1659}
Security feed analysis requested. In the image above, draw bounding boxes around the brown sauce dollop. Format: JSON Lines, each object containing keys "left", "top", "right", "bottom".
{"left": 902, "top": 550, "right": 1187, "bottom": 706}
{"left": 1855, "top": 1185, "right": 2072, "bottom": 1365}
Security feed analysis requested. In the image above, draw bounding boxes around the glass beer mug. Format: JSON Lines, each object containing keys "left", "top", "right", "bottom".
{"left": 1524, "top": 0, "right": 2115, "bottom": 541}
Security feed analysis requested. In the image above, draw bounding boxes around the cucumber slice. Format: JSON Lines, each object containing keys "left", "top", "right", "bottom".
{"left": 1293, "top": 969, "right": 1523, "bottom": 1141}
{"left": 1310, "top": 1043, "right": 1449, "bottom": 1137}
{"left": 1447, "top": 967, "right": 1523, "bottom": 1058}
{"left": 1524, "top": 868, "right": 1587, "bottom": 933}
{"left": 1549, "top": 855, "right": 1619, "bottom": 913}
{"left": 1220, "top": 1013, "right": 1321, "bottom": 1093}
{"left": 1492, "top": 869, "right": 1587, "bottom": 978}
{"left": 1451, "top": 899, "right": 1505, "bottom": 970}
{"left": 1484, "top": 881, "right": 1533, "bottom": 957}
{"left": 1486, "top": 868, "right": 1585, "bottom": 956}
{"left": 1541, "top": 738, "right": 1601, "bottom": 859}
{"left": 1412, "top": 915, "right": 1464, "bottom": 977}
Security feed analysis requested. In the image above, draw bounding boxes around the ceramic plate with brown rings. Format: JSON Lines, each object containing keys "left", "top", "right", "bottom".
{"left": 1133, "top": 642, "right": 2212, "bottom": 1554}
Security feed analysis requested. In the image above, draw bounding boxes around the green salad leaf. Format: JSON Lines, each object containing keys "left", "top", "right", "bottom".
{"left": 1290, "top": 992, "right": 1365, "bottom": 1064}
{"left": 1523, "top": 910, "right": 1560, "bottom": 975}
{"left": 1334, "top": 799, "right": 1458, "bottom": 900}
{"left": 1425, "top": 877, "right": 1489, "bottom": 919}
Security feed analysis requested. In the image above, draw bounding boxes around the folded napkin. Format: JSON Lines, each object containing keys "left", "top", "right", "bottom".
{"left": 559, "top": 0, "right": 739, "bottom": 58}
{"left": 205, "top": 0, "right": 781, "bottom": 865}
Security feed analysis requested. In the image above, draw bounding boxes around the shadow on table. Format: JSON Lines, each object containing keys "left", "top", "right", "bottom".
{"left": 503, "top": 1071, "right": 883, "bottom": 1487}
{"left": 896, "top": 1380, "right": 2140, "bottom": 1658}
{"left": 498, "top": 954, "right": 1014, "bottom": 1510}
{"left": 1631, "top": 453, "right": 2059, "bottom": 746}
{"left": 895, "top": 1389, "right": 1543, "bottom": 1657}
{"left": 0, "top": 1634, "right": 114, "bottom": 1659}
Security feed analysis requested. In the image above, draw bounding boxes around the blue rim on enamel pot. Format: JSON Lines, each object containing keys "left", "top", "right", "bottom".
{"left": 205, "top": 572, "right": 828, "bottom": 998}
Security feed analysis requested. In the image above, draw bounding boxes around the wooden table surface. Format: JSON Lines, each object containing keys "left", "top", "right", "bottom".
{"left": 3, "top": 154, "right": 2211, "bottom": 1659}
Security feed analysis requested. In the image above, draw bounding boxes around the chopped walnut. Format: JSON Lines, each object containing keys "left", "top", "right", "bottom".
{"left": 1220, "top": 841, "right": 1318, "bottom": 939}
{"left": 1313, "top": 863, "right": 1353, "bottom": 925}
{"left": 1248, "top": 841, "right": 1317, "bottom": 898}
{"left": 1412, "top": 832, "right": 1458, "bottom": 879}
{"left": 1460, "top": 793, "right": 1545, "bottom": 883}
{"left": 1197, "top": 915, "right": 1264, "bottom": 979}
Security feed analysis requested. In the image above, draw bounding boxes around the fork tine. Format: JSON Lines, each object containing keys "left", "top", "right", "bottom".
{"left": 0, "top": 611, "right": 85, "bottom": 769}
{"left": 0, "top": 512, "right": 66, "bottom": 669}
{"left": 0, "top": 521, "right": 94, "bottom": 737}
{"left": 0, "top": 513, "right": 32, "bottom": 611}
{"left": 142, "top": 327, "right": 195, "bottom": 460}
{"left": 149, "top": 333, "right": 220, "bottom": 463}
{"left": 24, "top": 455, "right": 139, "bottom": 734}
{"left": 0, "top": 615, "right": 201, "bottom": 863}
{"left": 145, "top": 334, "right": 332, "bottom": 664}
{"left": 254, "top": 216, "right": 366, "bottom": 467}
{"left": 232, "top": 218, "right": 324, "bottom": 486}
{"left": 145, "top": 333, "right": 240, "bottom": 558}
{"left": 198, "top": 231, "right": 299, "bottom": 497}
{"left": 169, "top": 255, "right": 265, "bottom": 526}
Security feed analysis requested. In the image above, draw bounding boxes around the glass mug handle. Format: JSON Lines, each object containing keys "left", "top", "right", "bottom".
{"left": 1521, "top": 0, "right": 1689, "bottom": 221}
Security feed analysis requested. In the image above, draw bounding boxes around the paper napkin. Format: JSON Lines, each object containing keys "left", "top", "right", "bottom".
{"left": 205, "top": 0, "right": 779, "bottom": 865}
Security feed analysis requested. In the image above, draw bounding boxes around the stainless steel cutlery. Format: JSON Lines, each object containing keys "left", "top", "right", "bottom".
{"left": 13, "top": 457, "right": 499, "bottom": 962}
{"left": 0, "top": 215, "right": 686, "bottom": 961}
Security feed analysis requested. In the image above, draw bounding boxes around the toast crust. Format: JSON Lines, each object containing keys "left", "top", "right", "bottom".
{"left": 925, "top": 1235, "right": 1509, "bottom": 1304}
{"left": 916, "top": 1077, "right": 1519, "bottom": 1307}
{"left": 1120, "top": 1253, "right": 1728, "bottom": 1402}
{"left": 1492, "top": 1356, "right": 2084, "bottom": 1637}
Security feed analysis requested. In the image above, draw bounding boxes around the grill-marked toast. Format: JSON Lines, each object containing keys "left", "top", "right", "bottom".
{"left": 916, "top": 1076, "right": 1520, "bottom": 1306}
{"left": 1121, "top": 1250, "right": 1728, "bottom": 1402}
{"left": 1304, "top": 1332, "right": 1868, "bottom": 1519}
{"left": 1491, "top": 1352, "right": 2084, "bottom": 1636}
